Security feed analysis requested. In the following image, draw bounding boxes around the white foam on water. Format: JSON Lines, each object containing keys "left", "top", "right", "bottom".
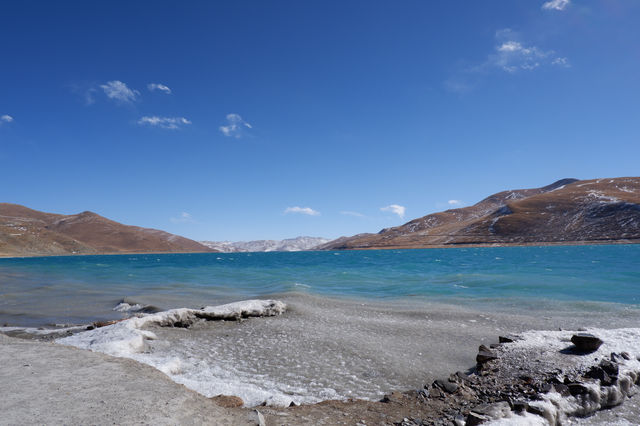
{"left": 113, "top": 302, "right": 145, "bottom": 312}
{"left": 0, "top": 325, "right": 87, "bottom": 335}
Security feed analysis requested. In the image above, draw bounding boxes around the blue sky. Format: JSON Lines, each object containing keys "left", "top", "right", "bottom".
{"left": 1, "top": 0, "right": 639, "bottom": 241}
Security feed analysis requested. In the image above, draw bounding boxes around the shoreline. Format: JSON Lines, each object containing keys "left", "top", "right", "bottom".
{"left": 4, "top": 325, "right": 640, "bottom": 425}
{"left": 1, "top": 239, "right": 639, "bottom": 259}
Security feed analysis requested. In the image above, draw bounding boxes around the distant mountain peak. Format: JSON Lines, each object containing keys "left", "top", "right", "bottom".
{"left": 200, "top": 236, "right": 330, "bottom": 253}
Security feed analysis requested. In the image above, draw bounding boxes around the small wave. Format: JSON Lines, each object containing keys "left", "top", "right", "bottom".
{"left": 294, "top": 283, "right": 311, "bottom": 289}
{"left": 113, "top": 299, "right": 160, "bottom": 314}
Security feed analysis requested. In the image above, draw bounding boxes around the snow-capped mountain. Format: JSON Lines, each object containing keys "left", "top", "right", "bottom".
{"left": 200, "top": 236, "right": 330, "bottom": 253}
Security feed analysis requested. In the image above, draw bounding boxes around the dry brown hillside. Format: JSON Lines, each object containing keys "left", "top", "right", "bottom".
{"left": 319, "top": 177, "right": 640, "bottom": 250}
{"left": 0, "top": 204, "right": 215, "bottom": 257}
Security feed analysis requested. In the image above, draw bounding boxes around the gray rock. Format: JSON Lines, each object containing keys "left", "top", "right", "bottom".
{"left": 571, "top": 333, "right": 603, "bottom": 352}
{"left": 434, "top": 379, "right": 459, "bottom": 394}
{"left": 600, "top": 359, "right": 619, "bottom": 377}
{"left": 527, "top": 404, "right": 546, "bottom": 417}
{"left": 512, "top": 401, "right": 529, "bottom": 412}
{"left": 465, "top": 412, "right": 488, "bottom": 426}
{"left": 567, "top": 382, "right": 590, "bottom": 396}
{"left": 553, "top": 383, "right": 571, "bottom": 397}
{"left": 471, "top": 401, "right": 511, "bottom": 418}
{"left": 476, "top": 350, "right": 498, "bottom": 364}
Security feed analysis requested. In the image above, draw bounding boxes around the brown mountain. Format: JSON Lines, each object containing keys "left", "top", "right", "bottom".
{"left": 320, "top": 177, "right": 640, "bottom": 250}
{"left": 0, "top": 203, "right": 215, "bottom": 257}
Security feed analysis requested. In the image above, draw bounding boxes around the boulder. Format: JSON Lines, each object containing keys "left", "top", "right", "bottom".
{"left": 476, "top": 350, "right": 498, "bottom": 364}
{"left": 465, "top": 412, "right": 488, "bottom": 426}
{"left": 570, "top": 333, "right": 603, "bottom": 352}
{"left": 567, "top": 382, "right": 590, "bottom": 396}
{"left": 433, "top": 379, "right": 459, "bottom": 394}
{"left": 599, "top": 359, "right": 619, "bottom": 377}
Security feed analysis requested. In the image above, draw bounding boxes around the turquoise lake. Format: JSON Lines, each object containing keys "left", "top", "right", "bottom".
{"left": 1, "top": 244, "right": 639, "bottom": 327}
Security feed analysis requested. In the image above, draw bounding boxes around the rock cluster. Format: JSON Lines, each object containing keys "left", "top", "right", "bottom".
{"left": 391, "top": 332, "right": 640, "bottom": 425}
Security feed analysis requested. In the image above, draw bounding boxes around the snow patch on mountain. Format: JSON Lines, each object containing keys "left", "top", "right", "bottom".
{"left": 200, "top": 236, "right": 330, "bottom": 252}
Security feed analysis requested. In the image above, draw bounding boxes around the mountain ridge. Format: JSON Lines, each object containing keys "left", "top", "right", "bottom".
{"left": 0, "top": 203, "right": 215, "bottom": 257}
{"left": 319, "top": 177, "right": 640, "bottom": 250}
{"left": 200, "top": 236, "right": 330, "bottom": 253}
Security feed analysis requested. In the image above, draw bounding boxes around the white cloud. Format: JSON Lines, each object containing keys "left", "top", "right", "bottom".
{"left": 219, "top": 113, "right": 252, "bottom": 138}
{"left": 147, "top": 83, "right": 172, "bottom": 94}
{"left": 170, "top": 212, "right": 195, "bottom": 224}
{"left": 542, "top": 0, "right": 570, "bottom": 11}
{"left": 380, "top": 204, "right": 406, "bottom": 219}
{"left": 138, "top": 116, "right": 192, "bottom": 130}
{"left": 1, "top": 114, "right": 13, "bottom": 124}
{"left": 488, "top": 29, "right": 568, "bottom": 74}
{"left": 552, "top": 57, "right": 571, "bottom": 67}
{"left": 497, "top": 41, "right": 523, "bottom": 53}
{"left": 284, "top": 206, "right": 320, "bottom": 216}
{"left": 100, "top": 80, "right": 140, "bottom": 104}
{"left": 340, "top": 211, "right": 365, "bottom": 218}
{"left": 448, "top": 200, "right": 462, "bottom": 206}
{"left": 445, "top": 30, "right": 569, "bottom": 93}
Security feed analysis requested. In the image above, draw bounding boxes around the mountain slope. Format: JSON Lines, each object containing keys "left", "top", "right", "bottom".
{"left": 320, "top": 177, "right": 640, "bottom": 250}
{"left": 0, "top": 204, "right": 215, "bottom": 257}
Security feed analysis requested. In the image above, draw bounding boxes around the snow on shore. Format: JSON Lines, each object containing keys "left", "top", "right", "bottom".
{"left": 57, "top": 299, "right": 286, "bottom": 357}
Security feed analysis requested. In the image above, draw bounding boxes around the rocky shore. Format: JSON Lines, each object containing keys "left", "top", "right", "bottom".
{"left": 3, "top": 309, "right": 640, "bottom": 425}
{"left": 263, "top": 328, "right": 640, "bottom": 425}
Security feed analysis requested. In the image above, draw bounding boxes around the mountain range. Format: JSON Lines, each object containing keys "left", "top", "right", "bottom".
{"left": 200, "top": 237, "right": 330, "bottom": 253}
{"left": 0, "top": 203, "right": 214, "bottom": 257}
{"left": 2, "top": 177, "right": 639, "bottom": 257}
{"left": 319, "top": 177, "right": 640, "bottom": 250}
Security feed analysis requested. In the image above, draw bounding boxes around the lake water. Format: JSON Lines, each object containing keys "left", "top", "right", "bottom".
{"left": 1, "top": 244, "right": 639, "bottom": 327}
{"left": 1, "top": 244, "right": 640, "bottom": 407}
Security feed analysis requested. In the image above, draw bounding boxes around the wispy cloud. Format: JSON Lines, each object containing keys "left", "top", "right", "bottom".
{"left": 552, "top": 57, "right": 571, "bottom": 67}
{"left": 448, "top": 200, "right": 463, "bottom": 206}
{"left": 170, "top": 212, "right": 196, "bottom": 224}
{"left": 446, "top": 29, "right": 570, "bottom": 93}
{"left": 284, "top": 206, "right": 320, "bottom": 216}
{"left": 340, "top": 210, "right": 365, "bottom": 218}
{"left": 380, "top": 204, "right": 406, "bottom": 219}
{"left": 219, "top": 113, "right": 252, "bottom": 138}
{"left": 147, "top": 83, "right": 172, "bottom": 94}
{"left": 138, "top": 116, "right": 192, "bottom": 130}
{"left": 100, "top": 80, "right": 140, "bottom": 104}
{"left": 490, "top": 31, "right": 556, "bottom": 73}
{"left": 1, "top": 114, "right": 14, "bottom": 124}
{"left": 542, "top": 0, "right": 570, "bottom": 11}
{"left": 84, "top": 88, "right": 97, "bottom": 105}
